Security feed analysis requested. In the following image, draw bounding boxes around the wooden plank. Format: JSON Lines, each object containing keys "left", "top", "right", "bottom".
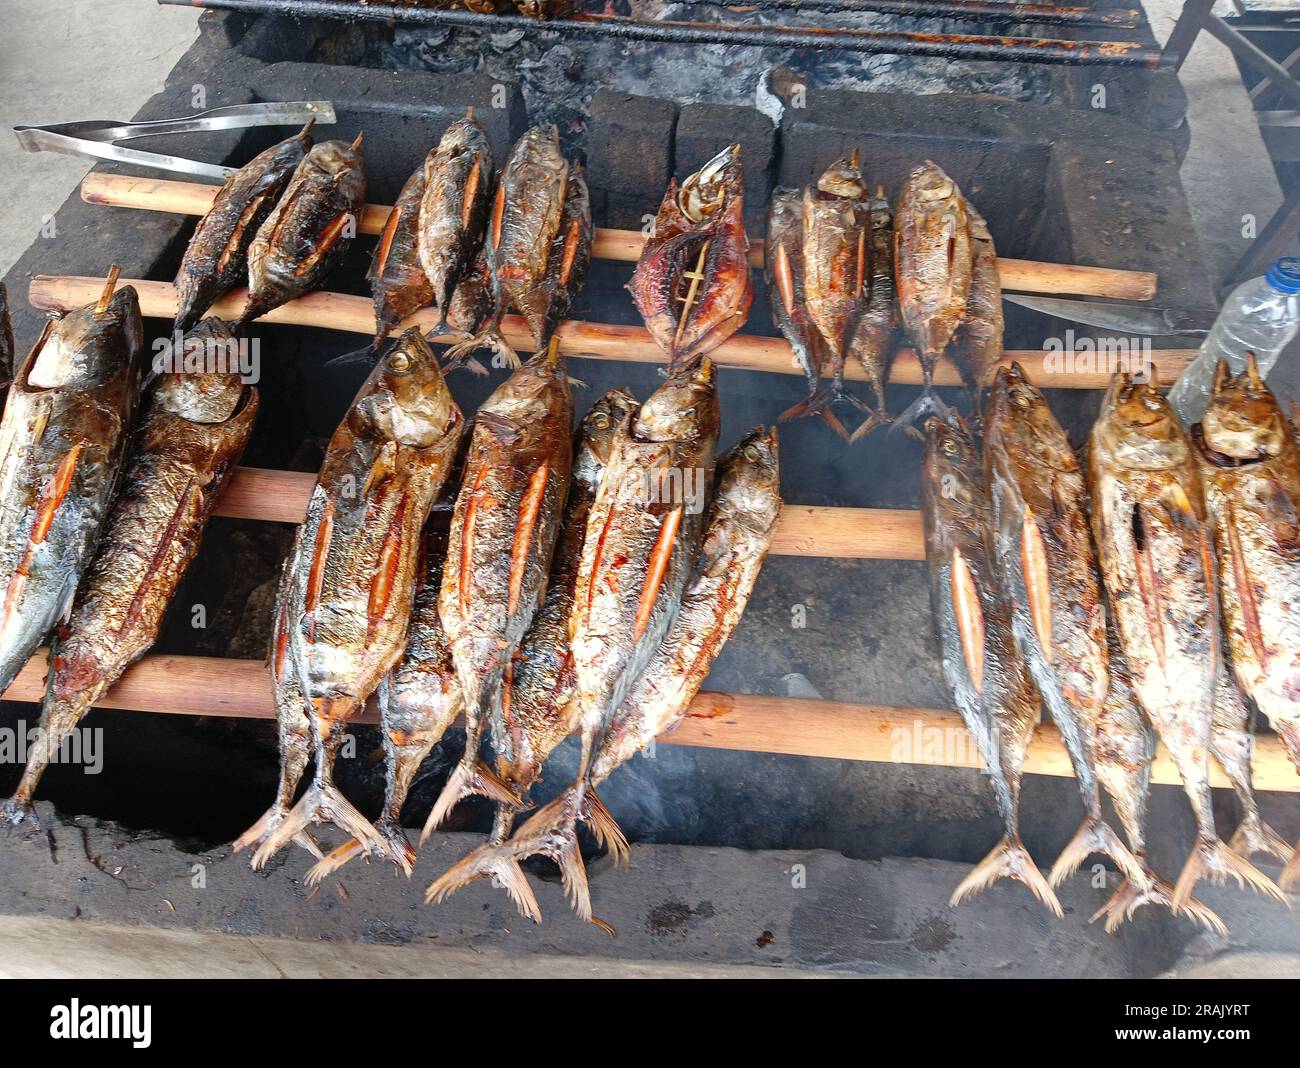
{"left": 3, "top": 651, "right": 1295, "bottom": 793}
{"left": 79, "top": 171, "right": 1159, "bottom": 300}
{"left": 30, "top": 275, "right": 1194, "bottom": 389}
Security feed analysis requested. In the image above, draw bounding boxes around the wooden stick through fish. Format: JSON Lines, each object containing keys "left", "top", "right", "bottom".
{"left": 79, "top": 172, "right": 1158, "bottom": 300}
{"left": 93, "top": 264, "right": 121, "bottom": 318}
{"left": 29, "top": 275, "right": 1196, "bottom": 391}
{"left": 1, "top": 650, "right": 1295, "bottom": 793}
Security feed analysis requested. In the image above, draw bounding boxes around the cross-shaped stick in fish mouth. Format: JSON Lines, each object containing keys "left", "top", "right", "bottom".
{"left": 674, "top": 239, "right": 711, "bottom": 349}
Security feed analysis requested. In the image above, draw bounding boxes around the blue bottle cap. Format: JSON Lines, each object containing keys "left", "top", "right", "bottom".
{"left": 1266, "top": 257, "right": 1300, "bottom": 294}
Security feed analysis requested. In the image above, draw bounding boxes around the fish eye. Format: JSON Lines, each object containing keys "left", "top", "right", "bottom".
{"left": 591, "top": 413, "right": 610, "bottom": 430}
{"left": 1013, "top": 390, "right": 1031, "bottom": 408}
{"left": 942, "top": 438, "right": 958, "bottom": 455}
{"left": 386, "top": 351, "right": 410, "bottom": 373}
{"left": 743, "top": 444, "right": 761, "bottom": 462}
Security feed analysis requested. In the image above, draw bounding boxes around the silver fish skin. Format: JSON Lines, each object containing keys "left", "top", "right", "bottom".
{"left": 1088, "top": 373, "right": 1282, "bottom": 910}
{"left": 920, "top": 413, "right": 1061, "bottom": 917}
{"left": 0, "top": 280, "right": 143, "bottom": 696}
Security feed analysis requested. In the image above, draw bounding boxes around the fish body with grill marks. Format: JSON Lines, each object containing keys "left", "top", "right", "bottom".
{"left": 4, "top": 319, "right": 257, "bottom": 825}
{"left": 240, "top": 135, "right": 367, "bottom": 327}
{"left": 173, "top": 123, "right": 313, "bottom": 333}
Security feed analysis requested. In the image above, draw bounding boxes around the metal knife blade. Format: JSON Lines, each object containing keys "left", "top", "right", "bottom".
{"left": 1003, "top": 293, "right": 1214, "bottom": 337}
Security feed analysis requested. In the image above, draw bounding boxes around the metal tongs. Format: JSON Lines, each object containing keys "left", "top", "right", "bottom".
{"left": 13, "top": 101, "right": 336, "bottom": 181}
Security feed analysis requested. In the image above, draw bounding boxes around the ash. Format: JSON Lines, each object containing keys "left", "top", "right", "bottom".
{"left": 352, "top": 2, "right": 1052, "bottom": 151}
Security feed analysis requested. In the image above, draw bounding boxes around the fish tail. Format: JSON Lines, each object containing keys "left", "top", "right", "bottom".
{"left": 424, "top": 844, "right": 542, "bottom": 924}
{"left": 1280, "top": 841, "right": 1300, "bottom": 891}
{"left": 250, "top": 779, "right": 386, "bottom": 870}
{"left": 1048, "top": 815, "right": 1147, "bottom": 889}
{"left": 1229, "top": 811, "right": 1294, "bottom": 866}
{"left": 304, "top": 820, "right": 417, "bottom": 885}
{"left": 583, "top": 788, "right": 629, "bottom": 866}
{"left": 420, "top": 759, "right": 520, "bottom": 844}
{"left": 1172, "top": 836, "right": 1287, "bottom": 912}
{"left": 889, "top": 385, "right": 952, "bottom": 440}
{"left": 949, "top": 835, "right": 1063, "bottom": 917}
{"left": 846, "top": 401, "right": 893, "bottom": 444}
{"left": 1090, "top": 877, "right": 1227, "bottom": 936}
{"left": 498, "top": 788, "right": 593, "bottom": 922}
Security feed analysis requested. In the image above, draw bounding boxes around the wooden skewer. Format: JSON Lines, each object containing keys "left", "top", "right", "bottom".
{"left": 2, "top": 650, "right": 1294, "bottom": 793}
{"left": 30, "top": 275, "right": 1195, "bottom": 390}
{"left": 213, "top": 467, "right": 926, "bottom": 559}
{"left": 79, "top": 172, "right": 1159, "bottom": 301}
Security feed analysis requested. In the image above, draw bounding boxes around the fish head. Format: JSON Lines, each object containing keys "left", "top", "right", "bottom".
{"left": 440, "top": 112, "right": 490, "bottom": 156}
{"left": 153, "top": 319, "right": 248, "bottom": 423}
{"left": 479, "top": 339, "right": 570, "bottom": 426}
{"left": 909, "top": 160, "right": 959, "bottom": 206}
{"left": 987, "top": 362, "right": 1078, "bottom": 472}
{"left": 676, "top": 144, "right": 742, "bottom": 224}
{"left": 25, "top": 285, "right": 143, "bottom": 391}
{"left": 354, "top": 329, "right": 460, "bottom": 447}
{"left": 868, "top": 183, "right": 892, "bottom": 228}
{"left": 922, "top": 413, "right": 981, "bottom": 517}
{"left": 634, "top": 358, "right": 718, "bottom": 443}
{"left": 815, "top": 155, "right": 868, "bottom": 200}
{"left": 311, "top": 138, "right": 366, "bottom": 175}
{"left": 512, "top": 125, "right": 566, "bottom": 177}
{"left": 717, "top": 425, "right": 781, "bottom": 521}
{"left": 1093, "top": 372, "right": 1189, "bottom": 471}
{"left": 1199, "top": 355, "right": 1290, "bottom": 461}
{"left": 572, "top": 387, "right": 638, "bottom": 486}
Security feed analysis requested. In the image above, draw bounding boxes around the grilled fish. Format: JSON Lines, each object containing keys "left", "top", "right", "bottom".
{"left": 431, "top": 422, "right": 777, "bottom": 923}
{"left": 444, "top": 247, "right": 492, "bottom": 338}
{"left": 954, "top": 203, "right": 1003, "bottom": 401}
{"left": 424, "top": 340, "right": 574, "bottom": 838}
{"left": 3, "top": 319, "right": 257, "bottom": 825}
{"left": 239, "top": 329, "right": 464, "bottom": 867}
{"left": 766, "top": 188, "right": 822, "bottom": 412}
{"left": 514, "top": 161, "right": 592, "bottom": 352}
{"left": 365, "top": 164, "right": 433, "bottom": 352}
{"left": 418, "top": 111, "right": 494, "bottom": 333}
{"left": 894, "top": 161, "right": 972, "bottom": 430}
{"left": 424, "top": 390, "right": 638, "bottom": 920}
{"left": 304, "top": 525, "right": 463, "bottom": 883}
{"left": 1088, "top": 373, "right": 1282, "bottom": 909}
{"left": 629, "top": 145, "right": 753, "bottom": 371}
{"left": 1210, "top": 661, "right": 1293, "bottom": 865}
{"left": 1091, "top": 624, "right": 1225, "bottom": 934}
{"left": 791, "top": 154, "right": 869, "bottom": 426}
{"left": 173, "top": 122, "right": 313, "bottom": 333}
{"left": 431, "top": 360, "right": 722, "bottom": 922}
{"left": 239, "top": 134, "right": 367, "bottom": 328}
{"left": 921, "top": 413, "right": 1061, "bottom": 916}
{"left": 0, "top": 272, "right": 142, "bottom": 697}
{"left": 984, "top": 363, "right": 1142, "bottom": 889}
{"left": 444, "top": 126, "right": 569, "bottom": 370}
{"left": 846, "top": 184, "right": 899, "bottom": 443}
{"left": 1192, "top": 356, "right": 1300, "bottom": 886}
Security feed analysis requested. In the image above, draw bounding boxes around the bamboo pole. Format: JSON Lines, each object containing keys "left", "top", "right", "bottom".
{"left": 79, "top": 171, "right": 1159, "bottom": 300}
{"left": 212, "top": 469, "right": 928, "bottom": 560}
{"left": 30, "top": 276, "right": 1193, "bottom": 389}
{"left": 2, "top": 651, "right": 1295, "bottom": 792}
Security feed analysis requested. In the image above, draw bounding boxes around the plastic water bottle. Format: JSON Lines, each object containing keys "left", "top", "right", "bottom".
{"left": 1168, "top": 256, "right": 1300, "bottom": 427}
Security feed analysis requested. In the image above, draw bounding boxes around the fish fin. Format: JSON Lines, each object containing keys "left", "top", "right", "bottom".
{"left": 322, "top": 338, "right": 383, "bottom": 370}
{"left": 583, "top": 788, "right": 629, "bottom": 866}
{"left": 232, "top": 804, "right": 290, "bottom": 857}
{"left": 491, "top": 789, "right": 593, "bottom": 922}
{"left": 424, "top": 844, "right": 542, "bottom": 924}
{"left": 443, "top": 332, "right": 518, "bottom": 373}
{"left": 1090, "top": 878, "right": 1226, "bottom": 936}
{"left": 1281, "top": 842, "right": 1300, "bottom": 891}
{"left": 1172, "top": 836, "right": 1287, "bottom": 912}
{"left": 890, "top": 387, "right": 952, "bottom": 439}
{"left": 846, "top": 402, "right": 892, "bottom": 444}
{"left": 1048, "top": 815, "right": 1147, "bottom": 889}
{"left": 421, "top": 759, "right": 521, "bottom": 843}
{"left": 304, "top": 822, "right": 415, "bottom": 885}
{"left": 1229, "top": 813, "right": 1294, "bottom": 866}
{"left": 949, "top": 836, "right": 1062, "bottom": 917}
{"left": 250, "top": 781, "right": 386, "bottom": 870}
